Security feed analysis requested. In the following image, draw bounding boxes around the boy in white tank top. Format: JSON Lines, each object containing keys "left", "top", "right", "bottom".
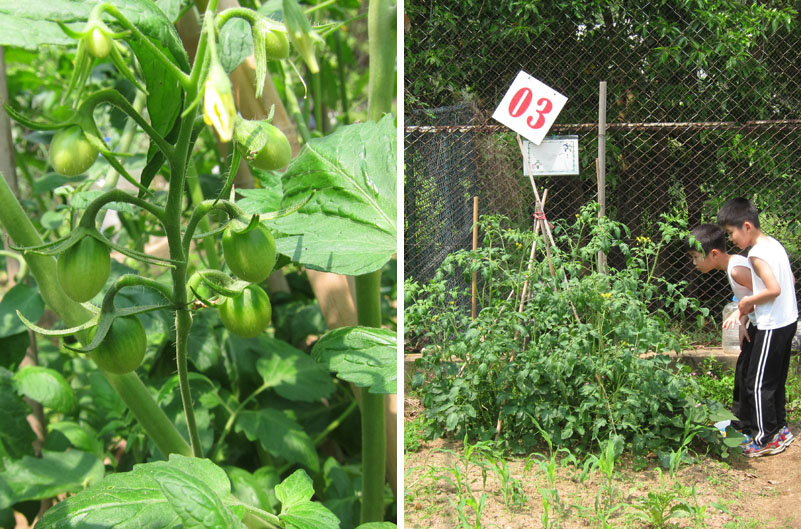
{"left": 687, "top": 224, "right": 754, "bottom": 437}
{"left": 718, "top": 198, "right": 798, "bottom": 457}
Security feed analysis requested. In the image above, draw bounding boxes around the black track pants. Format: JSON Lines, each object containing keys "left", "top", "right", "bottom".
{"left": 745, "top": 321, "right": 797, "bottom": 445}
{"left": 731, "top": 323, "right": 758, "bottom": 431}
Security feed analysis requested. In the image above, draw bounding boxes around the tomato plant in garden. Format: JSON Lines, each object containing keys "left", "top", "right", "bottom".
{"left": 407, "top": 204, "right": 740, "bottom": 464}
{"left": 0, "top": 0, "right": 397, "bottom": 528}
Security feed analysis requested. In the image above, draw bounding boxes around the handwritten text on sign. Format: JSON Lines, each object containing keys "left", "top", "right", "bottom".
{"left": 492, "top": 71, "right": 567, "bottom": 145}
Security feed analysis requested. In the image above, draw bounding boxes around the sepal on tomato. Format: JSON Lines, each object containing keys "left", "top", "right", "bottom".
{"left": 233, "top": 116, "right": 292, "bottom": 171}
{"left": 253, "top": 18, "right": 289, "bottom": 98}
{"left": 283, "top": 0, "right": 321, "bottom": 74}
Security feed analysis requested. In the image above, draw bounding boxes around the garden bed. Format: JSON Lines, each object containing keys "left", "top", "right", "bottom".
{"left": 405, "top": 395, "right": 801, "bottom": 529}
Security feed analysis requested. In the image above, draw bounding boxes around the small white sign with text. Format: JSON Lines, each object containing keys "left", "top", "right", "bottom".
{"left": 523, "top": 136, "right": 580, "bottom": 176}
{"left": 492, "top": 71, "right": 568, "bottom": 145}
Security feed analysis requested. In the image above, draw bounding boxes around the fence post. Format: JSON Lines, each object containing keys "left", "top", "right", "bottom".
{"left": 597, "top": 81, "right": 607, "bottom": 273}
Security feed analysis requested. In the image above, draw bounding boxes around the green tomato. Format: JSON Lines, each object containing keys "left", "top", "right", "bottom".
{"left": 219, "top": 284, "right": 272, "bottom": 338}
{"left": 89, "top": 316, "right": 146, "bottom": 374}
{"left": 250, "top": 123, "right": 292, "bottom": 171}
{"left": 58, "top": 237, "right": 110, "bottom": 302}
{"left": 85, "top": 27, "right": 112, "bottom": 58}
{"left": 49, "top": 126, "right": 99, "bottom": 177}
{"left": 263, "top": 29, "right": 290, "bottom": 60}
{"left": 222, "top": 222, "right": 277, "bottom": 283}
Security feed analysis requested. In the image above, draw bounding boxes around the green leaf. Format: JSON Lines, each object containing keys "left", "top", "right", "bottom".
{"left": 0, "top": 332, "right": 29, "bottom": 370}
{"left": 13, "top": 366, "right": 77, "bottom": 413}
{"left": 0, "top": 1, "right": 90, "bottom": 50}
{"left": 0, "top": 450, "right": 104, "bottom": 510}
{"left": 236, "top": 187, "right": 283, "bottom": 217}
{"left": 268, "top": 116, "right": 397, "bottom": 275}
{"left": 0, "top": 374, "right": 35, "bottom": 460}
{"left": 226, "top": 466, "right": 280, "bottom": 513}
{"left": 0, "top": 283, "right": 44, "bottom": 338}
{"left": 48, "top": 421, "right": 104, "bottom": 458}
{"left": 40, "top": 210, "right": 65, "bottom": 230}
{"left": 312, "top": 326, "right": 397, "bottom": 394}
{"left": 220, "top": 17, "right": 254, "bottom": 73}
{"left": 275, "top": 469, "right": 340, "bottom": 529}
{"left": 355, "top": 524, "right": 397, "bottom": 529}
{"left": 36, "top": 455, "right": 243, "bottom": 528}
{"left": 235, "top": 409, "right": 319, "bottom": 472}
{"left": 256, "top": 337, "right": 335, "bottom": 402}
{"left": 154, "top": 466, "right": 247, "bottom": 529}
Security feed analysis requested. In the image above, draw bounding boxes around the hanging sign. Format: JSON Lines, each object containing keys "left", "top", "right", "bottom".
{"left": 523, "top": 136, "right": 580, "bottom": 176}
{"left": 492, "top": 71, "right": 568, "bottom": 145}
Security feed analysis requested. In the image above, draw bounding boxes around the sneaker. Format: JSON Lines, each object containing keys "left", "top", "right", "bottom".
{"left": 739, "top": 432, "right": 753, "bottom": 446}
{"left": 779, "top": 425, "right": 795, "bottom": 447}
{"left": 742, "top": 433, "right": 786, "bottom": 457}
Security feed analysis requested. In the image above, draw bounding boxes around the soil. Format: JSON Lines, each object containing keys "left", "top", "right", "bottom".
{"left": 404, "top": 396, "right": 801, "bottom": 529}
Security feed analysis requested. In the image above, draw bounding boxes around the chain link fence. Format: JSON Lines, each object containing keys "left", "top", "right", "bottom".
{"left": 404, "top": 1, "right": 801, "bottom": 316}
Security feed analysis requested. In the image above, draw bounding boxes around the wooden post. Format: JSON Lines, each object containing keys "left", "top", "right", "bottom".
{"left": 471, "top": 195, "right": 478, "bottom": 319}
{"left": 597, "top": 81, "right": 608, "bottom": 273}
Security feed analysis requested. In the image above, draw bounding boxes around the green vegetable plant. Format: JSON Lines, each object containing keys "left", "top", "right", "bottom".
{"left": 408, "top": 204, "right": 731, "bottom": 461}
{"left": 0, "top": 0, "right": 397, "bottom": 527}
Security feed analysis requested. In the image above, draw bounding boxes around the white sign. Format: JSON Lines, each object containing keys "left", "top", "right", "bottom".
{"left": 523, "top": 136, "right": 580, "bottom": 176}
{"left": 492, "top": 71, "right": 568, "bottom": 145}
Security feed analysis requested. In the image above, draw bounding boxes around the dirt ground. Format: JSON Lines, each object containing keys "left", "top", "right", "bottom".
{"left": 404, "top": 397, "right": 801, "bottom": 529}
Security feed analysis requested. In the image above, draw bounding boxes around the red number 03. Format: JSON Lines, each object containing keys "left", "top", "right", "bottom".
{"left": 508, "top": 87, "right": 553, "bottom": 129}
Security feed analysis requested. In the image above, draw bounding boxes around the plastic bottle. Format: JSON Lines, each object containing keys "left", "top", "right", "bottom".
{"left": 722, "top": 298, "right": 740, "bottom": 354}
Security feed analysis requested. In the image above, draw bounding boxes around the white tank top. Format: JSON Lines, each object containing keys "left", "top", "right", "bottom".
{"left": 728, "top": 254, "right": 756, "bottom": 325}
{"left": 748, "top": 236, "right": 798, "bottom": 329}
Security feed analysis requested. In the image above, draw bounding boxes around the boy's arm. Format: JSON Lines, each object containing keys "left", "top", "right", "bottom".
{"left": 739, "top": 257, "right": 780, "bottom": 315}
{"left": 731, "top": 265, "right": 753, "bottom": 291}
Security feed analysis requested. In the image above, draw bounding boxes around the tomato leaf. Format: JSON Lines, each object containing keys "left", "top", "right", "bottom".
{"left": 0, "top": 284, "right": 44, "bottom": 338}
{"left": 266, "top": 115, "right": 396, "bottom": 275}
{"left": 0, "top": 374, "right": 36, "bottom": 460}
{"left": 256, "top": 337, "right": 335, "bottom": 402}
{"left": 312, "top": 326, "right": 397, "bottom": 394}
{"left": 219, "top": 17, "right": 254, "bottom": 73}
{"left": 276, "top": 469, "right": 340, "bottom": 529}
{"left": 47, "top": 420, "right": 104, "bottom": 458}
{"left": 355, "top": 523, "right": 398, "bottom": 529}
{"left": 35, "top": 455, "right": 246, "bottom": 528}
{"left": 153, "top": 466, "right": 247, "bottom": 529}
{"left": 0, "top": 450, "right": 104, "bottom": 510}
{"left": 235, "top": 409, "right": 319, "bottom": 472}
{"left": 12, "top": 366, "right": 76, "bottom": 414}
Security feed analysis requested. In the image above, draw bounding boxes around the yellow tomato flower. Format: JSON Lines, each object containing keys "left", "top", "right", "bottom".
{"left": 203, "top": 63, "right": 236, "bottom": 142}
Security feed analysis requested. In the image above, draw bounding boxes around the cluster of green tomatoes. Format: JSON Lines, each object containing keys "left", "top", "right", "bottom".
{"left": 43, "top": 17, "right": 295, "bottom": 375}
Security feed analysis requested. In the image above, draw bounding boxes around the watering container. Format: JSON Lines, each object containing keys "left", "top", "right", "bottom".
{"left": 722, "top": 300, "right": 740, "bottom": 354}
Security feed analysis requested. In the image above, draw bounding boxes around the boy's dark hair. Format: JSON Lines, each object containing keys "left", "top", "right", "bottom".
{"left": 717, "top": 197, "right": 760, "bottom": 229}
{"left": 687, "top": 224, "right": 727, "bottom": 255}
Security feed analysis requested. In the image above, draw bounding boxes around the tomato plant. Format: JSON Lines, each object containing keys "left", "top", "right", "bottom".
{"left": 48, "top": 125, "right": 99, "bottom": 177}
{"left": 57, "top": 236, "right": 110, "bottom": 302}
{"left": 222, "top": 222, "right": 277, "bottom": 283}
{"left": 219, "top": 284, "right": 273, "bottom": 338}
{"left": 89, "top": 315, "right": 146, "bottom": 375}
{"left": 0, "top": 0, "right": 397, "bottom": 528}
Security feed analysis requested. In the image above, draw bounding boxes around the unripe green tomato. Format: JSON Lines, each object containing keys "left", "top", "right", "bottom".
{"left": 58, "top": 237, "right": 110, "bottom": 302}
{"left": 85, "top": 27, "right": 112, "bottom": 58}
{"left": 250, "top": 123, "right": 292, "bottom": 171}
{"left": 222, "top": 223, "right": 277, "bottom": 283}
{"left": 263, "top": 30, "right": 290, "bottom": 59}
{"left": 49, "top": 126, "right": 99, "bottom": 177}
{"left": 89, "top": 316, "right": 146, "bottom": 374}
{"left": 219, "top": 284, "right": 272, "bottom": 338}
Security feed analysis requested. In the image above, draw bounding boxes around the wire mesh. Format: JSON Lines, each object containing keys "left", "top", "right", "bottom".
{"left": 404, "top": 1, "right": 801, "bottom": 315}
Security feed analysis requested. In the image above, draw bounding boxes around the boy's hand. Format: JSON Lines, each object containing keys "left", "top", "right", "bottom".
{"left": 738, "top": 296, "right": 755, "bottom": 316}
{"left": 739, "top": 322, "right": 750, "bottom": 344}
{"left": 723, "top": 308, "right": 741, "bottom": 329}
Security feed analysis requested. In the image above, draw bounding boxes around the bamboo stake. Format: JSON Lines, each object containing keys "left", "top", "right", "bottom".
{"left": 597, "top": 81, "right": 608, "bottom": 273}
{"left": 471, "top": 195, "right": 478, "bottom": 320}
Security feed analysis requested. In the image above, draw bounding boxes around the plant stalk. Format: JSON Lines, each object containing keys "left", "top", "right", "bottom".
{"left": 355, "top": 270, "right": 385, "bottom": 524}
